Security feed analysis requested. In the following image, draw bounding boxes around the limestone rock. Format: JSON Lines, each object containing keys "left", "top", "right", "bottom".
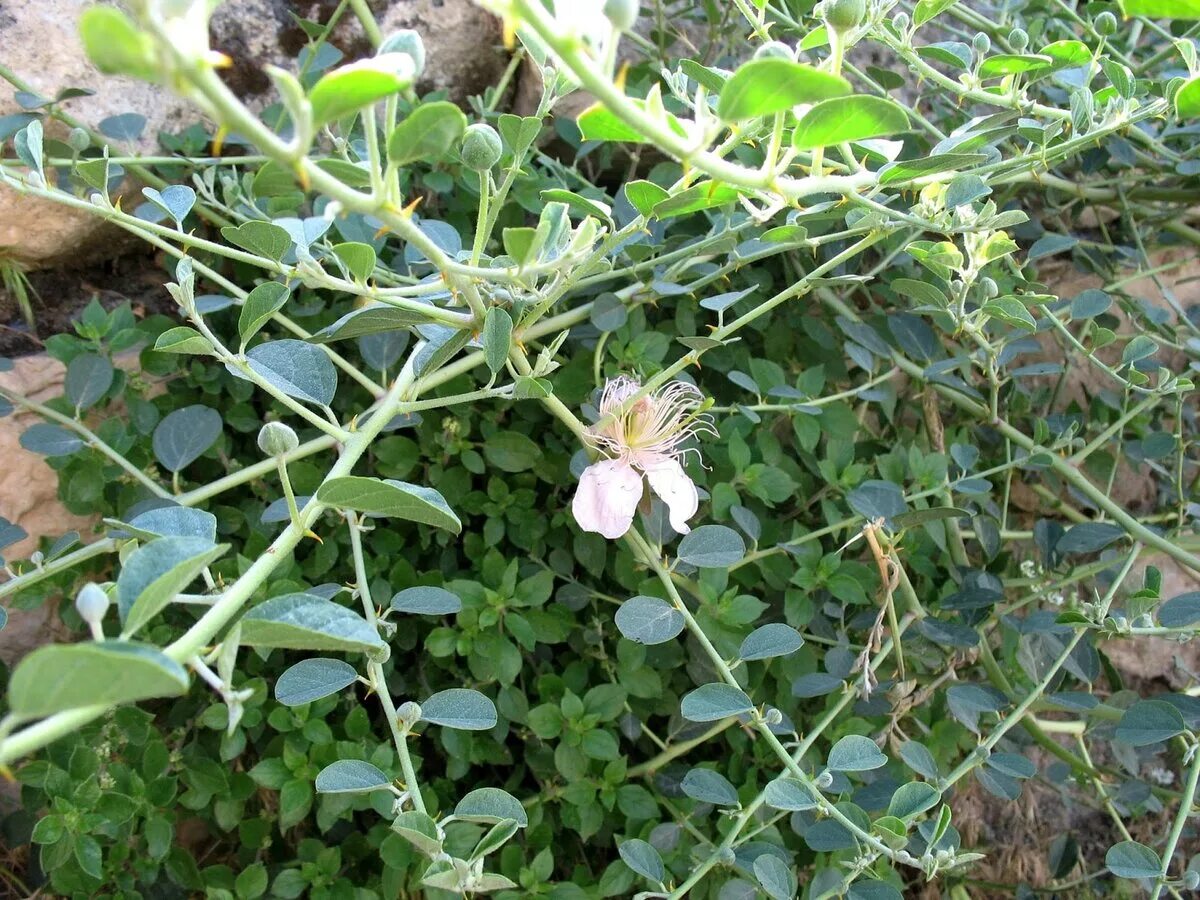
{"left": 0, "top": 355, "right": 98, "bottom": 666}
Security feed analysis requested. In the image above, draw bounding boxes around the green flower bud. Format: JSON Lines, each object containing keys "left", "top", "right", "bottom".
{"left": 460, "top": 123, "right": 503, "bottom": 172}
{"left": 379, "top": 29, "right": 425, "bottom": 77}
{"left": 815, "top": 769, "right": 834, "bottom": 788}
{"left": 67, "top": 127, "right": 91, "bottom": 153}
{"left": 75, "top": 583, "right": 110, "bottom": 624}
{"left": 980, "top": 277, "right": 998, "bottom": 298}
{"left": 1008, "top": 28, "right": 1028, "bottom": 51}
{"left": 1184, "top": 871, "right": 1199, "bottom": 891}
{"left": 1095, "top": 10, "right": 1117, "bottom": 37}
{"left": 753, "top": 41, "right": 794, "bottom": 61}
{"left": 397, "top": 700, "right": 423, "bottom": 726}
{"left": 603, "top": 0, "right": 639, "bottom": 33}
{"left": 893, "top": 10, "right": 908, "bottom": 30}
{"left": 258, "top": 421, "right": 299, "bottom": 457}
{"left": 972, "top": 32, "right": 991, "bottom": 56}
{"left": 823, "top": 0, "right": 866, "bottom": 32}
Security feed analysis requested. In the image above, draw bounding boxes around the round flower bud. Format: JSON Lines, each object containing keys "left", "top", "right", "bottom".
{"left": 67, "top": 127, "right": 91, "bottom": 153}
{"left": 980, "top": 276, "right": 999, "bottom": 298}
{"left": 460, "top": 123, "right": 503, "bottom": 172}
{"left": 1008, "top": 28, "right": 1028, "bottom": 51}
{"left": 258, "top": 421, "right": 299, "bottom": 457}
{"left": 603, "top": 0, "right": 638, "bottom": 33}
{"left": 379, "top": 29, "right": 426, "bottom": 77}
{"left": 397, "top": 700, "right": 422, "bottom": 726}
{"left": 1183, "top": 871, "right": 1200, "bottom": 891}
{"left": 1095, "top": 10, "right": 1117, "bottom": 37}
{"left": 75, "top": 583, "right": 110, "bottom": 625}
{"left": 815, "top": 769, "right": 834, "bottom": 789}
{"left": 753, "top": 41, "right": 794, "bottom": 61}
{"left": 763, "top": 707, "right": 784, "bottom": 725}
{"left": 972, "top": 32, "right": 991, "bottom": 56}
{"left": 892, "top": 11, "right": 908, "bottom": 30}
{"left": 823, "top": 0, "right": 866, "bottom": 32}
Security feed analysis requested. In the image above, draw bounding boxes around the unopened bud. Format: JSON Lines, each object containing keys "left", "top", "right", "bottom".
{"left": 75, "top": 583, "right": 110, "bottom": 624}
{"left": 823, "top": 0, "right": 866, "bottom": 32}
{"left": 1183, "top": 871, "right": 1199, "bottom": 891}
{"left": 753, "top": 41, "right": 794, "bottom": 61}
{"left": 258, "top": 421, "right": 299, "bottom": 457}
{"left": 603, "top": 0, "right": 639, "bottom": 33}
{"left": 1008, "top": 28, "right": 1028, "bottom": 51}
{"left": 972, "top": 33, "right": 991, "bottom": 56}
{"left": 763, "top": 708, "right": 784, "bottom": 725}
{"left": 397, "top": 700, "right": 422, "bottom": 726}
{"left": 815, "top": 769, "right": 834, "bottom": 789}
{"left": 379, "top": 29, "right": 426, "bottom": 77}
{"left": 460, "top": 124, "right": 503, "bottom": 172}
{"left": 67, "top": 128, "right": 91, "bottom": 153}
{"left": 1095, "top": 11, "right": 1117, "bottom": 37}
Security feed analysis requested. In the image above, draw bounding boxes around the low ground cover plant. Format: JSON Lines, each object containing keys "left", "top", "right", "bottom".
{"left": 0, "top": 0, "right": 1199, "bottom": 896}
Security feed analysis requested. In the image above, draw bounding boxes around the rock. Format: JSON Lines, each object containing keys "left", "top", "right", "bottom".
{"left": 0, "top": 355, "right": 98, "bottom": 667}
{"left": 370, "top": 0, "right": 507, "bottom": 104}
{"left": 0, "top": 0, "right": 507, "bottom": 269}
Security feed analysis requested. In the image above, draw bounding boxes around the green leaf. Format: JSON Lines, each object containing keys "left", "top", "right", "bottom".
{"left": 827, "top": 735, "right": 888, "bottom": 772}
{"left": 652, "top": 181, "right": 740, "bottom": 219}
{"left": 680, "top": 683, "right": 753, "bottom": 721}
{"left": 891, "top": 507, "right": 971, "bottom": 528}
{"left": 577, "top": 100, "right": 686, "bottom": 143}
{"left": 65, "top": 353, "right": 113, "bottom": 411}
{"left": 309, "top": 54, "right": 415, "bottom": 126}
{"left": 240, "top": 593, "right": 385, "bottom": 654}
{"left": 792, "top": 96, "right": 910, "bottom": 149}
{"left": 275, "top": 658, "right": 358, "bottom": 706}
{"left": 153, "top": 326, "right": 215, "bottom": 356}
{"left": 887, "top": 782, "right": 941, "bottom": 820}
{"left": 390, "top": 586, "right": 462, "bottom": 615}
{"left": 677, "top": 525, "right": 746, "bottom": 568}
{"left": 1057, "top": 523, "right": 1124, "bottom": 554}
{"left": 387, "top": 101, "right": 467, "bottom": 165}
{"left": 392, "top": 810, "right": 443, "bottom": 855}
{"left": 614, "top": 595, "right": 685, "bottom": 645}
{"left": 454, "top": 787, "right": 528, "bottom": 826}
{"left": 118, "top": 537, "right": 229, "bottom": 636}
{"left": 331, "top": 242, "right": 377, "bottom": 282}
{"left": 913, "top": 0, "right": 960, "bottom": 26}
{"left": 238, "top": 282, "right": 290, "bottom": 348}
{"left": 8, "top": 642, "right": 188, "bottom": 717}
{"left": 981, "top": 296, "right": 1037, "bottom": 331}
{"left": 483, "top": 432, "right": 542, "bottom": 473}
{"left": 539, "top": 189, "right": 612, "bottom": 222}
{"left": 1105, "top": 840, "right": 1162, "bottom": 879}
{"left": 220, "top": 222, "right": 292, "bottom": 262}
{"left": 309, "top": 303, "right": 434, "bottom": 342}
{"left": 152, "top": 405, "right": 222, "bottom": 472}
{"left": 1119, "top": 0, "right": 1200, "bottom": 18}
{"left": 315, "top": 759, "right": 391, "bottom": 794}
{"left": 753, "top": 855, "right": 796, "bottom": 900}
{"left": 420, "top": 688, "right": 498, "bottom": 730}
{"left": 79, "top": 6, "right": 157, "bottom": 80}
{"left": 718, "top": 58, "right": 851, "bottom": 122}
{"left": 19, "top": 423, "right": 83, "bottom": 457}
{"left": 141, "top": 185, "right": 195, "bottom": 226}
{"left": 618, "top": 838, "right": 664, "bottom": 883}
{"left": 978, "top": 54, "right": 1052, "bottom": 78}
{"left": 739, "top": 623, "right": 805, "bottom": 661}
{"left": 1114, "top": 700, "right": 1187, "bottom": 746}
{"left": 763, "top": 778, "right": 819, "bottom": 811}
{"left": 680, "top": 768, "right": 739, "bottom": 806}
{"left": 1159, "top": 592, "right": 1200, "bottom": 628}
{"left": 483, "top": 306, "right": 513, "bottom": 377}
{"left": 624, "top": 180, "right": 669, "bottom": 217}
{"left": 244, "top": 340, "right": 338, "bottom": 406}
{"left": 316, "top": 476, "right": 461, "bottom": 533}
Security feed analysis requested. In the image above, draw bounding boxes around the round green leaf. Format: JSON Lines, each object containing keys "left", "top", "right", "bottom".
{"left": 792, "top": 96, "right": 910, "bottom": 149}
{"left": 718, "top": 58, "right": 851, "bottom": 122}
{"left": 420, "top": 688, "right": 497, "bottom": 730}
{"left": 677, "top": 525, "right": 746, "bottom": 568}
{"left": 390, "top": 586, "right": 462, "bottom": 615}
{"left": 738, "top": 623, "right": 805, "bottom": 661}
{"left": 1105, "top": 840, "right": 1161, "bottom": 879}
{"left": 275, "top": 658, "right": 358, "bottom": 706}
{"left": 618, "top": 838, "right": 664, "bottom": 883}
{"left": 614, "top": 595, "right": 684, "bottom": 645}
{"left": 315, "top": 759, "right": 391, "bottom": 794}
{"left": 152, "top": 405, "right": 222, "bottom": 472}
{"left": 680, "top": 683, "right": 753, "bottom": 722}
{"left": 827, "top": 734, "right": 888, "bottom": 772}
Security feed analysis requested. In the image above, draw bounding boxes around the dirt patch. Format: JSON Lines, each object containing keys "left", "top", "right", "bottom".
{"left": 0, "top": 250, "right": 174, "bottom": 358}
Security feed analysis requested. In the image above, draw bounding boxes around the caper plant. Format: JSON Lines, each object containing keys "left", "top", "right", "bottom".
{"left": 1, "top": 0, "right": 1200, "bottom": 896}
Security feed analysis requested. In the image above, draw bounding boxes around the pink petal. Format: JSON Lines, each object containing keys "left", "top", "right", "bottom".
{"left": 572, "top": 458, "right": 643, "bottom": 539}
{"left": 644, "top": 456, "right": 699, "bottom": 535}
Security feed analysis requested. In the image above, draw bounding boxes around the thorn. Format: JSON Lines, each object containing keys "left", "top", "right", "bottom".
{"left": 0, "top": 765, "right": 12, "bottom": 782}
{"left": 294, "top": 163, "right": 311, "bottom": 192}
{"left": 206, "top": 51, "right": 233, "bottom": 69}
{"left": 304, "top": 529, "right": 323, "bottom": 543}
{"left": 212, "top": 126, "right": 229, "bottom": 157}
{"left": 400, "top": 195, "right": 424, "bottom": 218}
